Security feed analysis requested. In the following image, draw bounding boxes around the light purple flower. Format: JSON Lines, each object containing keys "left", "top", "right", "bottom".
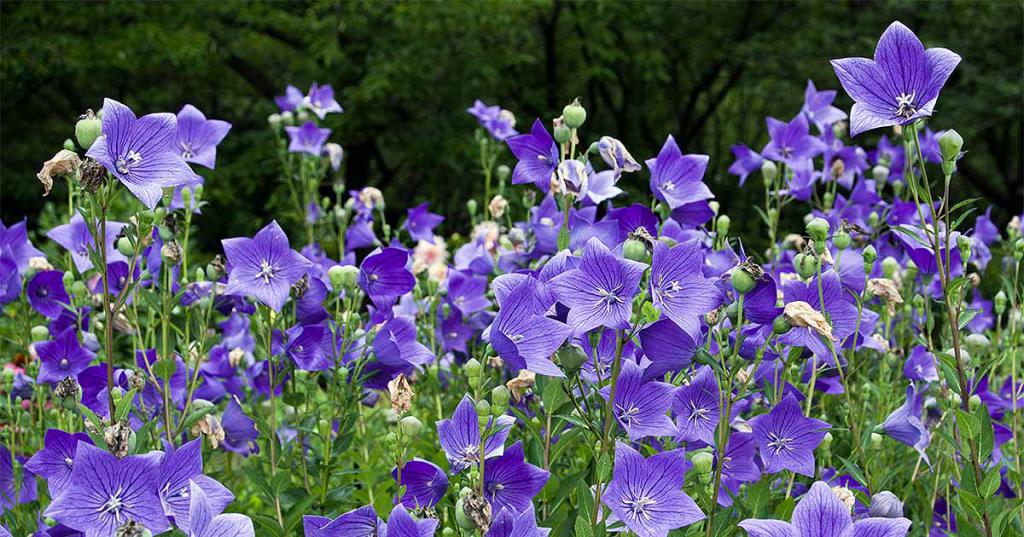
{"left": 599, "top": 359, "right": 676, "bottom": 440}
{"left": 729, "top": 144, "right": 764, "bottom": 186}
{"left": 903, "top": 345, "right": 939, "bottom": 383}
{"left": 467, "top": 100, "right": 518, "bottom": 141}
{"left": 28, "top": 270, "right": 70, "bottom": 318}
{"left": 404, "top": 202, "right": 444, "bottom": 243}
{"left": 47, "top": 213, "right": 127, "bottom": 273}
{"left": 437, "top": 395, "right": 515, "bottom": 474}
{"left": 304, "top": 83, "right": 344, "bottom": 119}
{"left": 36, "top": 328, "right": 96, "bottom": 385}
{"left": 761, "top": 114, "right": 826, "bottom": 170}
{"left": 602, "top": 442, "right": 704, "bottom": 537}
{"left": 882, "top": 383, "right": 931, "bottom": 463}
{"left": 486, "top": 504, "right": 549, "bottom": 537}
{"left": 739, "top": 481, "right": 911, "bottom": 537}
{"left": 45, "top": 442, "right": 170, "bottom": 537}
{"left": 158, "top": 438, "right": 233, "bottom": 533}
{"left": 176, "top": 104, "right": 231, "bottom": 169}
{"left": 275, "top": 85, "right": 304, "bottom": 113}
{"left": 286, "top": 121, "right": 332, "bottom": 156}
{"left": 86, "top": 98, "right": 198, "bottom": 209}
{"left": 25, "top": 429, "right": 93, "bottom": 498}
{"left": 650, "top": 240, "right": 721, "bottom": 340}
{"left": 393, "top": 458, "right": 448, "bottom": 509}
{"left": 486, "top": 276, "right": 570, "bottom": 377}
{"left": 186, "top": 480, "right": 254, "bottom": 537}
{"left": 638, "top": 319, "right": 698, "bottom": 381}
{"left": 597, "top": 136, "right": 641, "bottom": 175}
{"left": 359, "top": 247, "right": 416, "bottom": 309}
{"left": 549, "top": 238, "right": 646, "bottom": 335}
{"left": 801, "top": 80, "right": 847, "bottom": 131}
{"left": 303, "top": 505, "right": 378, "bottom": 537}
{"left": 647, "top": 135, "right": 712, "bottom": 210}
{"left": 507, "top": 119, "right": 559, "bottom": 192}
{"left": 222, "top": 220, "right": 312, "bottom": 311}
{"left": 749, "top": 393, "right": 830, "bottom": 476}
{"left": 381, "top": 504, "right": 437, "bottom": 537}
{"left": 673, "top": 365, "right": 720, "bottom": 445}
{"left": 831, "top": 21, "right": 961, "bottom": 137}
{"left": 482, "top": 442, "right": 549, "bottom": 513}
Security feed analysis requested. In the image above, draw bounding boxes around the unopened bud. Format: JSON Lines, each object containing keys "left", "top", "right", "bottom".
{"left": 773, "top": 315, "right": 792, "bottom": 335}
{"left": 623, "top": 239, "right": 649, "bottom": 263}
{"left": 716, "top": 215, "right": 731, "bottom": 237}
{"left": 75, "top": 111, "right": 102, "bottom": 149}
{"left": 761, "top": 160, "right": 778, "bottom": 183}
{"left": 938, "top": 130, "right": 963, "bottom": 163}
{"left": 872, "top": 165, "right": 889, "bottom": 183}
{"left": 464, "top": 358, "right": 482, "bottom": 380}
{"left": 994, "top": 291, "right": 1007, "bottom": 315}
{"left": 882, "top": 257, "right": 899, "bottom": 279}
{"left": 870, "top": 432, "right": 883, "bottom": 450}
{"left": 491, "top": 385, "right": 511, "bottom": 409}
{"left": 496, "top": 165, "right": 510, "bottom": 182}
{"left": 869, "top": 491, "right": 904, "bottom": 518}
{"left": 466, "top": 199, "right": 478, "bottom": 216}
{"left": 31, "top": 325, "right": 50, "bottom": 342}
{"left": 691, "top": 451, "right": 714, "bottom": 475}
{"left": 562, "top": 98, "right": 586, "bottom": 129}
{"left": 833, "top": 230, "right": 850, "bottom": 250}
{"left": 116, "top": 237, "right": 133, "bottom": 257}
{"left": 328, "top": 265, "right": 359, "bottom": 289}
{"left": 806, "top": 217, "right": 830, "bottom": 244}
{"left": 398, "top": 416, "right": 423, "bottom": 438}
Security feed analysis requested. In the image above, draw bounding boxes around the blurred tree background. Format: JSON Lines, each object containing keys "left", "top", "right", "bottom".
{"left": 2, "top": 0, "right": 1021, "bottom": 253}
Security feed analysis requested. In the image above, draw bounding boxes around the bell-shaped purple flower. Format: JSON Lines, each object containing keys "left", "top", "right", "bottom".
{"left": 650, "top": 240, "right": 720, "bottom": 339}
{"left": 36, "top": 328, "right": 96, "bottom": 385}
{"left": 221, "top": 396, "right": 260, "bottom": 456}
{"left": 903, "top": 345, "right": 939, "bottom": 383}
{"left": 482, "top": 442, "right": 549, "bottom": 513}
{"left": 275, "top": 85, "right": 304, "bottom": 113}
{"left": 403, "top": 202, "right": 444, "bottom": 243}
{"left": 286, "top": 121, "right": 332, "bottom": 156}
{"left": 881, "top": 383, "right": 931, "bottom": 463}
{"left": 359, "top": 247, "right": 416, "bottom": 310}
{"left": 392, "top": 458, "right": 448, "bottom": 509}
{"left": 728, "top": 144, "right": 764, "bottom": 186}
{"left": 304, "top": 505, "right": 378, "bottom": 537}
{"left": 47, "top": 213, "right": 127, "bottom": 273}
{"left": 486, "top": 504, "right": 547, "bottom": 537}
{"left": 86, "top": 98, "right": 198, "bottom": 209}
{"left": 831, "top": 21, "right": 961, "bottom": 137}
{"left": 486, "top": 277, "right": 570, "bottom": 377}
{"left": 222, "top": 220, "right": 312, "bottom": 311}
{"left": 437, "top": 395, "right": 515, "bottom": 474}
{"left": 304, "top": 82, "right": 344, "bottom": 119}
{"left": 602, "top": 442, "right": 704, "bottom": 537}
{"left": 549, "top": 238, "right": 646, "bottom": 335}
{"left": 187, "top": 480, "right": 254, "bottom": 537}
{"left": 647, "top": 135, "right": 712, "bottom": 210}
{"left": 28, "top": 270, "right": 70, "bottom": 319}
{"left": 638, "top": 319, "right": 698, "bottom": 381}
{"left": 25, "top": 429, "right": 91, "bottom": 499}
{"left": 673, "top": 365, "right": 720, "bottom": 445}
{"left": 176, "top": 104, "right": 231, "bottom": 169}
{"left": 158, "top": 438, "right": 233, "bottom": 533}
{"left": 467, "top": 100, "right": 518, "bottom": 141}
{"left": 600, "top": 359, "right": 676, "bottom": 440}
{"left": 749, "top": 394, "right": 830, "bottom": 477}
{"left": 801, "top": 79, "right": 847, "bottom": 131}
{"left": 507, "top": 119, "right": 559, "bottom": 192}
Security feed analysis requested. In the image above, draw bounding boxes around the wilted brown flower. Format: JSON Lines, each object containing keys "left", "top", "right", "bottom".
{"left": 505, "top": 369, "right": 536, "bottom": 403}
{"left": 79, "top": 158, "right": 106, "bottom": 193}
{"left": 388, "top": 374, "right": 414, "bottom": 414}
{"left": 784, "top": 301, "right": 836, "bottom": 341}
{"left": 489, "top": 195, "right": 508, "bottom": 219}
{"left": 37, "top": 149, "right": 81, "bottom": 196}
{"left": 867, "top": 278, "right": 904, "bottom": 316}
{"left": 192, "top": 413, "right": 226, "bottom": 449}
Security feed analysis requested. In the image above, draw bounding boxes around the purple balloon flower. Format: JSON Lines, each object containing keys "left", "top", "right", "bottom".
{"left": 47, "top": 213, "right": 127, "bottom": 273}
{"left": 761, "top": 114, "right": 826, "bottom": 170}
{"left": 286, "top": 121, "right": 332, "bottom": 156}
{"left": 221, "top": 396, "right": 260, "bottom": 456}
{"left": 36, "top": 328, "right": 96, "bottom": 385}
{"left": 486, "top": 504, "right": 548, "bottom": 537}
{"left": 599, "top": 359, "right": 676, "bottom": 440}
{"left": 739, "top": 481, "right": 911, "bottom": 537}
{"left": 403, "top": 202, "right": 444, "bottom": 243}
{"left": 602, "top": 442, "right": 704, "bottom": 537}
{"left": 86, "top": 98, "right": 198, "bottom": 209}
{"left": 186, "top": 480, "right": 254, "bottom": 537}
{"left": 673, "top": 365, "right": 720, "bottom": 445}
{"left": 304, "top": 505, "right": 378, "bottom": 537}
{"left": 275, "top": 85, "right": 304, "bottom": 113}
{"left": 28, "top": 270, "right": 70, "bottom": 319}
{"left": 650, "top": 240, "right": 721, "bottom": 340}
{"left": 801, "top": 79, "right": 847, "bottom": 131}
{"left": 0, "top": 443, "right": 36, "bottom": 512}
{"left": 467, "top": 99, "right": 518, "bottom": 141}
{"left": 638, "top": 318, "right": 698, "bottom": 381}
{"left": 507, "top": 119, "right": 559, "bottom": 192}
{"left": 45, "top": 443, "right": 170, "bottom": 536}
{"left": 392, "top": 458, "right": 448, "bottom": 509}
{"left": 831, "top": 21, "right": 961, "bottom": 137}
{"left": 176, "top": 104, "right": 232, "bottom": 169}
{"left": 549, "top": 238, "right": 646, "bottom": 335}
{"left": 437, "top": 395, "right": 515, "bottom": 474}
{"left": 647, "top": 135, "right": 712, "bottom": 210}
{"left": 25, "top": 429, "right": 93, "bottom": 499}
{"left": 779, "top": 271, "right": 859, "bottom": 365}
{"left": 486, "top": 276, "right": 570, "bottom": 377}
{"left": 482, "top": 441, "right": 549, "bottom": 513}
{"left": 305, "top": 82, "right": 344, "bottom": 119}
{"left": 728, "top": 144, "right": 765, "bottom": 186}
{"left": 382, "top": 504, "right": 437, "bottom": 537}
{"left": 749, "top": 393, "right": 831, "bottom": 477}
{"left": 222, "top": 220, "right": 312, "bottom": 311}
{"left": 158, "top": 438, "right": 234, "bottom": 533}
{"left": 881, "top": 383, "right": 931, "bottom": 463}
{"left": 904, "top": 345, "right": 939, "bottom": 383}
{"left": 359, "top": 247, "right": 416, "bottom": 310}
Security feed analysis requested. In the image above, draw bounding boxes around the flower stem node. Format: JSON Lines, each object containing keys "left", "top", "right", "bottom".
{"left": 562, "top": 98, "right": 586, "bottom": 129}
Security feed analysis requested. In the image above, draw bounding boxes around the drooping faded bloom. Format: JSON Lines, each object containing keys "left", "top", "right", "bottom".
{"left": 304, "top": 83, "right": 344, "bottom": 119}
{"left": 739, "top": 481, "right": 911, "bottom": 537}
{"left": 222, "top": 220, "right": 312, "bottom": 311}
{"left": 600, "top": 359, "right": 677, "bottom": 440}
{"left": 358, "top": 247, "right": 416, "bottom": 309}
{"left": 647, "top": 135, "right": 712, "bottom": 210}
{"left": 28, "top": 270, "right": 70, "bottom": 318}
{"left": 221, "top": 397, "right": 260, "bottom": 456}
{"left": 486, "top": 276, "right": 571, "bottom": 377}
{"left": 285, "top": 121, "right": 332, "bottom": 156}
{"left": 507, "top": 119, "right": 559, "bottom": 192}
{"left": 186, "top": 480, "right": 254, "bottom": 537}
{"left": 47, "top": 212, "right": 127, "bottom": 272}
{"left": 602, "top": 442, "right": 704, "bottom": 537}
{"left": 403, "top": 202, "right": 445, "bottom": 243}
{"left": 673, "top": 365, "right": 720, "bottom": 445}
{"left": 158, "top": 438, "right": 233, "bottom": 533}
{"left": 437, "top": 395, "right": 515, "bottom": 474}
{"left": 801, "top": 80, "right": 847, "bottom": 131}
{"left": 36, "top": 328, "right": 96, "bottom": 385}
{"left": 881, "top": 383, "right": 931, "bottom": 463}
{"left": 649, "top": 240, "right": 720, "bottom": 339}
{"left": 482, "top": 442, "right": 550, "bottom": 513}
{"left": 748, "top": 394, "right": 830, "bottom": 476}
{"left": 831, "top": 21, "right": 961, "bottom": 137}
{"left": 25, "top": 429, "right": 93, "bottom": 498}
{"left": 467, "top": 99, "right": 518, "bottom": 141}
{"left": 761, "top": 114, "right": 826, "bottom": 170}
{"left": 303, "top": 505, "right": 378, "bottom": 537}
{"left": 45, "top": 442, "right": 170, "bottom": 536}
{"left": 549, "top": 238, "right": 646, "bottom": 335}
{"left": 597, "top": 136, "right": 642, "bottom": 175}
{"left": 176, "top": 104, "right": 232, "bottom": 169}
{"left": 86, "top": 98, "right": 198, "bottom": 209}
{"left": 392, "top": 458, "right": 448, "bottom": 508}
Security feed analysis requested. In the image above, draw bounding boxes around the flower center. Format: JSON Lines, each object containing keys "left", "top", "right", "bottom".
{"left": 686, "top": 402, "right": 711, "bottom": 424}
{"left": 623, "top": 495, "right": 657, "bottom": 523}
{"left": 97, "top": 488, "right": 128, "bottom": 519}
{"left": 60, "top": 358, "right": 69, "bottom": 370}
{"left": 766, "top": 432, "right": 794, "bottom": 454}
{"left": 115, "top": 151, "right": 143, "bottom": 175}
{"left": 596, "top": 285, "right": 624, "bottom": 312}
{"left": 64, "top": 457, "right": 73, "bottom": 468}
{"left": 179, "top": 141, "right": 195, "bottom": 159}
{"left": 895, "top": 92, "right": 917, "bottom": 118}
{"left": 615, "top": 403, "right": 641, "bottom": 427}
{"left": 258, "top": 260, "right": 275, "bottom": 284}
{"left": 661, "top": 181, "right": 675, "bottom": 192}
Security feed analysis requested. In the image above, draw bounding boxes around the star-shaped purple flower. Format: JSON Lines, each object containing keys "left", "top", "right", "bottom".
{"left": 801, "top": 79, "right": 847, "bottom": 131}
{"left": 602, "top": 442, "right": 704, "bottom": 537}
{"left": 549, "top": 238, "right": 646, "bottom": 335}
{"left": 728, "top": 144, "right": 765, "bottom": 186}
{"left": 47, "top": 213, "right": 127, "bottom": 273}
{"left": 176, "top": 104, "right": 231, "bottom": 169}
{"left": 158, "top": 438, "right": 234, "bottom": 533}
{"left": 739, "top": 481, "right": 911, "bottom": 537}
{"left": 437, "top": 395, "right": 515, "bottom": 474}
{"left": 831, "top": 21, "right": 961, "bottom": 137}
{"left": 25, "top": 429, "right": 92, "bottom": 499}
{"left": 359, "top": 247, "right": 416, "bottom": 309}
{"left": 749, "top": 394, "right": 831, "bottom": 477}
{"left": 304, "top": 505, "right": 378, "bottom": 537}
{"left": 647, "top": 135, "right": 712, "bottom": 210}
{"left": 86, "top": 98, "right": 198, "bottom": 209}
{"left": 650, "top": 240, "right": 720, "bottom": 340}
{"left": 600, "top": 359, "right": 676, "bottom": 440}
{"left": 186, "top": 480, "right": 254, "bottom": 537}
{"left": 486, "top": 276, "right": 570, "bottom": 377}
{"left": 222, "top": 220, "right": 312, "bottom": 311}
{"left": 467, "top": 99, "right": 518, "bottom": 141}
{"left": 28, "top": 270, "right": 70, "bottom": 319}
{"left": 285, "top": 121, "right": 332, "bottom": 156}
{"left": 392, "top": 458, "right": 448, "bottom": 509}
{"left": 483, "top": 441, "right": 549, "bottom": 513}
{"left": 673, "top": 365, "right": 720, "bottom": 445}
{"left": 275, "top": 85, "right": 304, "bottom": 113}
{"left": 304, "top": 82, "right": 344, "bottom": 119}
{"left": 507, "top": 119, "right": 559, "bottom": 192}
{"left": 761, "top": 114, "right": 826, "bottom": 170}
{"left": 882, "top": 383, "right": 931, "bottom": 463}
{"left": 45, "top": 442, "right": 170, "bottom": 537}
{"left": 403, "top": 202, "right": 444, "bottom": 243}
{"left": 382, "top": 504, "right": 437, "bottom": 537}
{"left": 36, "top": 328, "right": 96, "bottom": 385}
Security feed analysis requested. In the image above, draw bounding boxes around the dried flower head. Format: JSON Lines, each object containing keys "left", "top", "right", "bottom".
{"left": 784, "top": 300, "right": 836, "bottom": 341}
{"left": 79, "top": 157, "right": 107, "bottom": 193}
{"left": 831, "top": 486, "right": 857, "bottom": 512}
{"left": 506, "top": 369, "right": 536, "bottom": 403}
{"left": 37, "top": 149, "right": 81, "bottom": 196}
{"left": 388, "top": 373, "right": 414, "bottom": 414}
{"left": 489, "top": 195, "right": 508, "bottom": 219}
{"left": 103, "top": 421, "right": 133, "bottom": 458}
{"left": 867, "top": 278, "right": 904, "bottom": 315}
{"left": 192, "top": 413, "right": 226, "bottom": 449}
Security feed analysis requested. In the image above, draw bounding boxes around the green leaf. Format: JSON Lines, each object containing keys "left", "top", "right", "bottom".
{"left": 283, "top": 391, "right": 306, "bottom": 408}
{"left": 152, "top": 358, "right": 178, "bottom": 381}
{"left": 979, "top": 468, "right": 1001, "bottom": 497}
{"left": 115, "top": 388, "right": 138, "bottom": 423}
{"left": 958, "top": 308, "right": 980, "bottom": 330}
{"left": 837, "top": 455, "right": 868, "bottom": 490}
{"left": 956, "top": 409, "right": 979, "bottom": 440}
{"left": 574, "top": 516, "right": 595, "bottom": 537}
{"left": 541, "top": 377, "right": 568, "bottom": 414}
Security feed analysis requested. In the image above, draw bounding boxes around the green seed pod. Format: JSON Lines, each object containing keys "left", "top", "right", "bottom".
{"left": 806, "top": 217, "right": 830, "bottom": 244}
{"left": 562, "top": 98, "right": 587, "bottom": 129}
{"left": 772, "top": 315, "right": 792, "bottom": 335}
{"left": 622, "top": 239, "right": 649, "bottom": 263}
{"left": 63, "top": 138, "right": 76, "bottom": 151}
{"left": 556, "top": 345, "right": 588, "bottom": 375}
{"left": 455, "top": 499, "right": 475, "bottom": 529}
{"left": 71, "top": 281, "right": 88, "bottom": 297}
{"left": 730, "top": 267, "right": 757, "bottom": 295}
{"left": 75, "top": 114, "right": 102, "bottom": 149}
{"left": 795, "top": 253, "right": 819, "bottom": 279}
{"left": 466, "top": 199, "right": 478, "bottom": 216}
{"left": 31, "top": 325, "right": 50, "bottom": 342}
{"left": 833, "top": 230, "right": 850, "bottom": 250}
{"left": 552, "top": 123, "right": 571, "bottom": 145}
{"left": 398, "top": 416, "right": 423, "bottom": 438}
{"left": 116, "top": 237, "right": 134, "bottom": 257}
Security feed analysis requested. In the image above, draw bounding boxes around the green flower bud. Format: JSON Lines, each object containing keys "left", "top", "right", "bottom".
{"left": 957, "top": 235, "right": 972, "bottom": 263}
{"left": 556, "top": 345, "right": 587, "bottom": 375}
{"left": 806, "top": 217, "right": 830, "bottom": 244}
{"left": 622, "top": 239, "right": 649, "bottom": 263}
{"left": 384, "top": 431, "right": 398, "bottom": 450}
{"left": 475, "top": 400, "right": 491, "bottom": 423}
{"left": 938, "top": 129, "right": 963, "bottom": 163}
{"left": 730, "top": 267, "right": 757, "bottom": 294}
{"left": 795, "top": 253, "right": 819, "bottom": 279}
{"left": 552, "top": 124, "right": 571, "bottom": 145}
{"left": 71, "top": 281, "right": 88, "bottom": 297}
{"left": 761, "top": 160, "right": 778, "bottom": 183}
{"left": 708, "top": 201, "right": 720, "bottom": 215}
{"left": 194, "top": 267, "right": 206, "bottom": 282}
{"left": 31, "top": 325, "right": 50, "bottom": 342}
{"left": 328, "top": 265, "right": 359, "bottom": 290}
{"left": 863, "top": 244, "right": 877, "bottom": 265}
{"left": 868, "top": 211, "right": 880, "bottom": 229}
{"left": 822, "top": 191, "right": 834, "bottom": 211}
{"left": 63, "top": 138, "right": 76, "bottom": 151}
{"left": 562, "top": 98, "right": 586, "bottom": 129}
{"left": 116, "top": 237, "right": 134, "bottom": 257}
{"left": 872, "top": 165, "right": 889, "bottom": 183}
{"left": 496, "top": 165, "right": 511, "bottom": 182}
{"left": 994, "top": 291, "right": 1007, "bottom": 315}
{"left": 772, "top": 315, "right": 792, "bottom": 335}
{"left": 75, "top": 114, "right": 102, "bottom": 150}
{"left": 870, "top": 432, "right": 883, "bottom": 450}
{"left": 62, "top": 271, "right": 74, "bottom": 290}
{"left": 466, "top": 199, "right": 478, "bottom": 216}
{"left": 716, "top": 215, "right": 731, "bottom": 237}
{"left": 491, "top": 385, "right": 511, "bottom": 408}
{"left": 881, "top": 257, "right": 899, "bottom": 279}
{"left": 819, "top": 431, "right": 833, "bottom": 452}
{"left": 398, "top": 415, "right": 423, "bottom": 438}
{"left": 691, "top": 451, "right": 714, "bottom": 475}
{"left": 964, "top": 333, "right": 990, "bottom": 354}
{"left": 455, "top": 499, "right": 475, "bottom": 529}
{"left": 833, "top": 230, "right": 850, "bottom": 250}
{"left": 969, "top": 394, "right": 982, "bottom": 411}
{"left": 464, "top": 358, "right": 482, "bottom": 380}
